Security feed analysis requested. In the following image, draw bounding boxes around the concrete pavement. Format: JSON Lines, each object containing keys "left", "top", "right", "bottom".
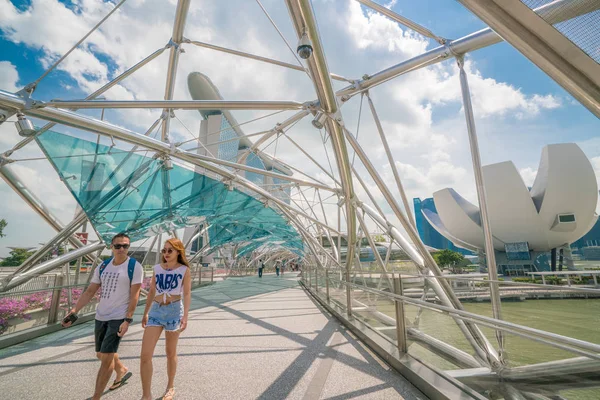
{"left": 0, "top": 274, "right": 425, "bottom": 399}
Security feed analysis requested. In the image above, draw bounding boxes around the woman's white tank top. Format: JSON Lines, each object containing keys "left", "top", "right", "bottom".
{"left": 153, "top": 264, "right": 187, "bottom": 301}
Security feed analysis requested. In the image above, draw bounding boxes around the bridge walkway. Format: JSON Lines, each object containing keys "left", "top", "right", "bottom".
{"left": 0, "top": 274, "right": 425, "bottom": 400}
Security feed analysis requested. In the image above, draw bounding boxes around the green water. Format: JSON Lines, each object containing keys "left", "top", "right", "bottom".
{"left": 366, "top": 297, "right": 600, "bottom": 399}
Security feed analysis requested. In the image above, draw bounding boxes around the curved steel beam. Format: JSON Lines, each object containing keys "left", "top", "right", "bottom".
{"left": 161, "top": 0, "right": 192, "bottom": 141}
{"left": 44, "top": 100, "right": 306, "bottom": 111}
{"left": 0, "top": 90, "right": 342, "bottom": 239}
{"left": 1, "top": 242, "right": 106, "bottom": 292}
{"left": 285, "top": 0, "right": 357, "bottom": 315}
{"left": 337, "top": 0, "right": 600, "bottom": 100}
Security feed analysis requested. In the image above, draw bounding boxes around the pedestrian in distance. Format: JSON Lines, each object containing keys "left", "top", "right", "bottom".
{"left": 62, "top": 233, "right": 143, "bottom": 400}
{"left": 275, "top": 260, "right": 280, "bottom": 277}
{"left": 140, "top": 238, "right": 192, "bottom": 400}
{"left": 258, "top": 259, "right": 264, "bottom": 278}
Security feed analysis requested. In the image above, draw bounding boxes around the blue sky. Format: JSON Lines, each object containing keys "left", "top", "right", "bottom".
{"left": 0, "top": 0, "right": 599, "bottom": 256}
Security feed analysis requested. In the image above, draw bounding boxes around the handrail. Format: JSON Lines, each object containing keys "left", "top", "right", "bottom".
{"left": 0, "top": 282, "right": 89, "bottom": 297}
{"left": 323, "top": 276, "right": 600, "bottom": 360}
{"left": 344, "top": 270, "right": 600, "bottom": 294}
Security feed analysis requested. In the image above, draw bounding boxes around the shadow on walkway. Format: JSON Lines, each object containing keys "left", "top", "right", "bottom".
{"left": 0, "top": 274, "right": 425, "bottom": 399}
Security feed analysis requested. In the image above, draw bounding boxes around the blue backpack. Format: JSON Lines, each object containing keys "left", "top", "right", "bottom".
{"left": 99, "top": 257, "right": 137, "bottom": 284}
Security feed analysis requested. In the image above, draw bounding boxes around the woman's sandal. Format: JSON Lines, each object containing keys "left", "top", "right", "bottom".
{"left": 162, "top": 387, "right": 175, "bottom": 400}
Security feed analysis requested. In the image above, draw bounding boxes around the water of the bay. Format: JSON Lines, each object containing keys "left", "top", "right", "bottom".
{"left": 371, "top": 297, "right": 600, "bottom": 399}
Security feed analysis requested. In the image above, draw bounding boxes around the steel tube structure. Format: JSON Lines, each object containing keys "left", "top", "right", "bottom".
{"left": 355, "top": 208, "right": 392, "bottom": 288}
{"left": 237, "top": 110, "right": 310, "bottom": 165}
{"left": 283, "top": 134, "right": 341, "bottom": 186}
{"left": 365, "top": 93, "right": 415, "bottom": 228}
{"left": 161, "top": 0, "right": 191, "bottom": 141}
{"left": 457, "top": 56, "right": 505, "bottom": 358}
{"left": 0, "top": 211, "right": 89, "bottom": 291}
{"left": 29, "top": 0, "right": 127, "bottom": 89}
{"left": 2, "top": 45, "right": 170, "bottom": 158}
{"left": 44, "top": 99, "right": 306, "bottom": 111}
{"left": 344, "top": 280, "right": 600, "bottom": 359}
{"left": 285, "top": 0, "right": 357, "bottom": 317}
{"left": 453, "top": 357, "right": 600, "bottom": 393}
{"left": 0, "top": 165, "right": 87, "bottom": 249}
{"left": 186, "top": 40, "right": 349, "bottom": 82}
{"left": 355, "top": 0, "right": 444, "bottom": 43}
{"left": 456, "top": 0, "right": 600, "bottom": 118}
{"left": 0, "top": 90, "right": 342, "bottom": 237}
{"left": 344, "top": 126, "right": 500, "bottom": 366}
{"left": 337, "top": 0, "right": 600, "bottom": 99}
{"left": 2, "top": 242, "right": 106, "bottom": 292}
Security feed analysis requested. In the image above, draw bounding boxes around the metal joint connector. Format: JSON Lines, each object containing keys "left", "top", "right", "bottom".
{"left": 302, "top": 101, "right": 316, "bottom": 111}
{"left": 445, "top": 41, "right": 461, "bottom": 61}
{"left": 0, "top": 155, "right": 15, "bottom": 167}
{"left": 222, "top": 178, "right": 235, "bottom": 191}
{"left": 162, "top": 156, "right": 173, "bottom": 170}
{"left": 16, "top": 82, "right": 37, "bottom": 98}
{"left": 167, "top": 38, "right": 181, "bottom": 49}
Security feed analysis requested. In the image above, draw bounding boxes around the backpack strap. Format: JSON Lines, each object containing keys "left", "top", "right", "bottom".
{"left": 99, "top": 257, "right": 137, "bottom": 285}
{"left": 98, "top": 257, "right": 113, "bottom": 280}
{"left": 127, "top": 257, "right": 137, "bottom": 285}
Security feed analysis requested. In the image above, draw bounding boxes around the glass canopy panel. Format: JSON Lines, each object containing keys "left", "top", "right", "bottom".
{"left": 36, "top": 130, "right": 303, "bottom": 255}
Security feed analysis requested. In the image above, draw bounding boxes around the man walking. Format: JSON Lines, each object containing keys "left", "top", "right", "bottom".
{"left": 258, "top": 259, "right": 264, "bottom": 278}
{"left": 62, "top": 233, "right": 143, "bottom": 399}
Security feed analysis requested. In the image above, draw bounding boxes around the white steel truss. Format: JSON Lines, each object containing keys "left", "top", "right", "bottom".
{"left": 0, "top": 1, "right": 599, "bottom": 398}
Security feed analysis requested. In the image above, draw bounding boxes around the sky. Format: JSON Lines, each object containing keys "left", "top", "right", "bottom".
{"left": 0, "top": 0, "right": 599, "bottom": 257}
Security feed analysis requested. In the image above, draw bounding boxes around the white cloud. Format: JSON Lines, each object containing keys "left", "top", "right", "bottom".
{"left": 0, "top": 61, "right": 20, "bottom": 92}
{"left": 0, "top": 0, "right": 593, "bottom": 255}
{"left": 519, "top": 167, "right": 537, "bottom": 187}
{"left": 345, "top": 1, "right": 429, "bottom": 55}
{"left": 385, "top": 59, "right": 561, "bottom": 119}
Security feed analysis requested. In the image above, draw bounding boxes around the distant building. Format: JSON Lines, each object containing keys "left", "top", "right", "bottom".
{"left": 187, "top": 72, "right": 292, "bottom": 204}
{"left": 423, "top": 144, "right": 598, "bottom": 275}
{"left": 571, "top": 217, "right": 600, "bottom": 258}
{"left": 414, "top": 197, "right": 472, "bottom": 256}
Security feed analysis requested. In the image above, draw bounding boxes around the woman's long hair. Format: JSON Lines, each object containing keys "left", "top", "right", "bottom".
{"left": 161, "top": 238, "right": 190, "bottom": 268}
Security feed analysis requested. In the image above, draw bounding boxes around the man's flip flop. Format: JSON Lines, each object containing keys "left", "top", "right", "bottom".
{"left": 109, "top": 371, "right": 132, "bottom": 390}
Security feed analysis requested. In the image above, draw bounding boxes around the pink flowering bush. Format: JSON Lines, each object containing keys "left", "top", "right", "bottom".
{"left": 0, "top": 287, "right": 101, "bottom": 335}
{"left": 141, "top": 277, "right": 152, "bottom": 290}
{"left": 0, "top": 298, "right": 30, "bottom": 334}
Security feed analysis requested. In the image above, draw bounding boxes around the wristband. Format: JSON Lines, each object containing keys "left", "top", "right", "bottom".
{"left": 124, "top": 317, "right": 133, "bottom": 323}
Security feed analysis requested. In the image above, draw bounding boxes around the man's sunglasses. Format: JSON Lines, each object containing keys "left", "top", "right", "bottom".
{"left": 161, "top": 248, "right": 176, "bottom": 254}
{"left": 112, "top": 244, "right": 130, "bottom": 250}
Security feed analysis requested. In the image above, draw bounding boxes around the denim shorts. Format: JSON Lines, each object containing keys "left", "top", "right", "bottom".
{"left": 147, "top": 300, "right": 183, "bottom": 331}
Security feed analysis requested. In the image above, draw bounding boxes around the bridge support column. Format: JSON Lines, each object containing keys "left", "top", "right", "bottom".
{"left": 326, "top": 269, "right": 330, "bottom": 303}
{"left": 48, "top": 275, "right": 64, "bottom": 324}
{"left": 394, "top": 276, "right": 408, "bottom": 353}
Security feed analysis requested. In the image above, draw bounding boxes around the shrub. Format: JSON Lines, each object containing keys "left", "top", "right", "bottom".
{"left": 512, "top": 277, "right": 535, "bottom": 283}
{"left": 142, "top": 277, "right": 152, "bottom": 290}
{"left": 0, "top": 286, "right": 102, "bottom": 335}
{"left": 0, "top": 298, "right": 30, "bottom": 334}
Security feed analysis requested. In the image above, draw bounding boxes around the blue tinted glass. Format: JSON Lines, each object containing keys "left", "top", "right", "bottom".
{"left": 36, "top": 130, "right": 303, "bottom": 256}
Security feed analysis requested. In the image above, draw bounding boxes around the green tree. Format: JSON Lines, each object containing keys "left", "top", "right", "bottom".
{"left": 0, "top": 247, "right": 35, "bottom": 266}
{"left": 372, "top": 234, "right": 386, "bottom": 243}
{"left": 433, "top": 249, "right": 465, "bottom": 273}
{"left": 0, "top": 219, "right": 6, "bottom": 238}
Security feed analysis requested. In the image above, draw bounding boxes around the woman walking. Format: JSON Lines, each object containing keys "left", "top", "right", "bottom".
{"left": 140, "top": 238, "right": 192, "bottom": 400}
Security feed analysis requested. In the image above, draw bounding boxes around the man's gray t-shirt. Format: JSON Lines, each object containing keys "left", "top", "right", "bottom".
{"left": 91, "top": 257, "right": 143, "bottom": 321}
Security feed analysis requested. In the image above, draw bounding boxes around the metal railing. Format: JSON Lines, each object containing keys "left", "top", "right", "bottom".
{"left": 301, "top": 266, "right": 600, "bottom": 397}
{"left": 0, "top": 264, "right": 215, "bottom": 338}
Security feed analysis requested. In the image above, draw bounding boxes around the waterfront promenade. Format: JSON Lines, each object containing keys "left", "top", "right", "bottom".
{"left": 0, "top": 274, "right": 424, "bottom": 400}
